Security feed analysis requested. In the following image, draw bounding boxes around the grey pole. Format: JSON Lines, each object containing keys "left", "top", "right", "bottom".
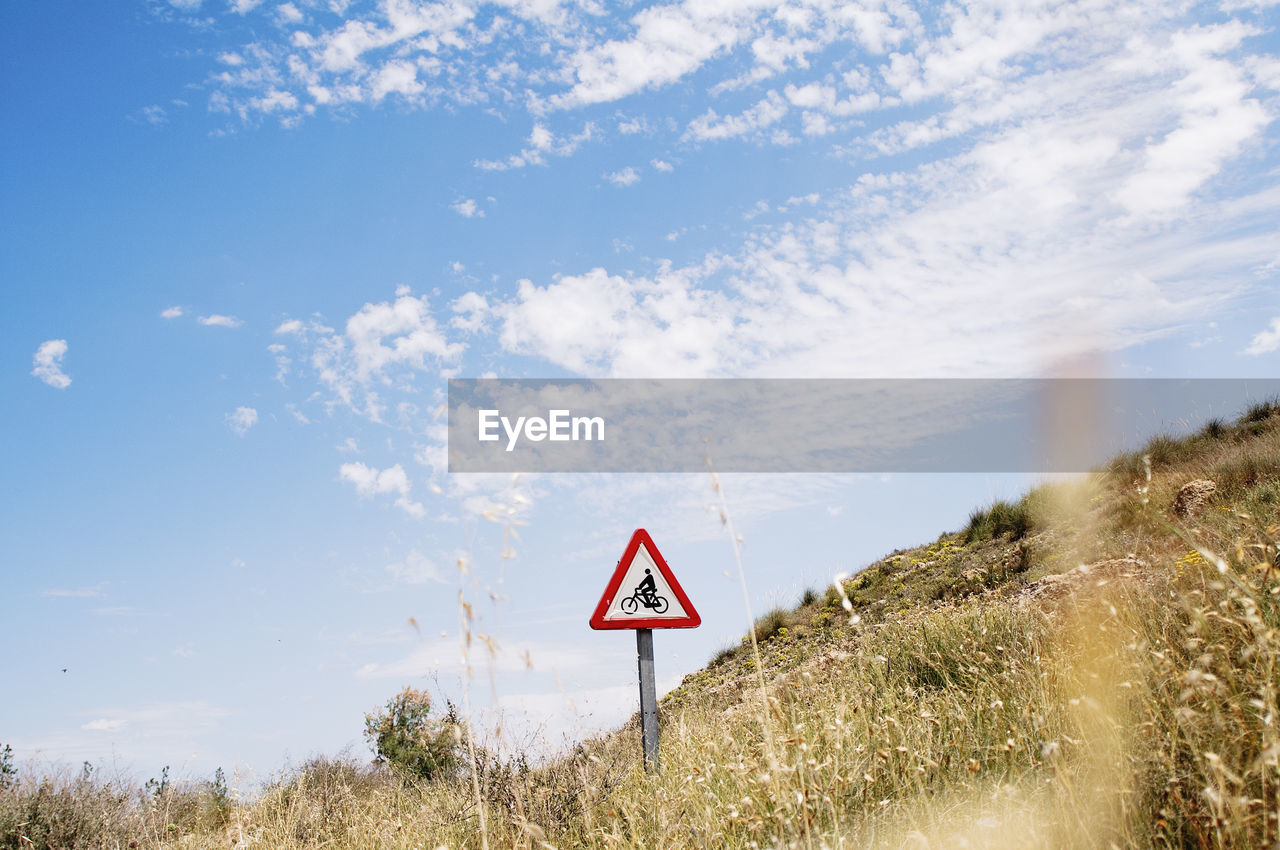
{"left": 636, "top": 627, "right": 659, "bottom": 772}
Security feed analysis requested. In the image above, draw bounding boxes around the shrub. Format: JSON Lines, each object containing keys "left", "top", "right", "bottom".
{"left": 364, "top": 687, "right": 463, "bottom": 781}
{"left": 710, "top": 645, "right": 738, "bottom": 667}
{"left": 751, "top": 608, "right": 792, "bottom": 643}
{"left": 964, "top": 499, "right": 1031, "bottom": 543}
{"left": 0, "top": 746, "right": 13, "bottom": 792}
{"left": 1210, "top": 447, "right": 1280, "bottom": 496}
{"left": 1141, "top": 433, "right": 1186, "bottom": 468}
{"left": 1240, "top": 397, "right": 1280, "bottom": 424}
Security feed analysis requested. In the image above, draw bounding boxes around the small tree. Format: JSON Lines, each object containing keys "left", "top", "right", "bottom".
{"left": 363, "top": 687, "right": 461, "bottom": 780}
{"left": 0, "top": 743, "right": 16, "bottom": 790}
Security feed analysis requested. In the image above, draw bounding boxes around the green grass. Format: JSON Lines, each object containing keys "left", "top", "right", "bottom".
{"left": 964, "top": 498, "right": 1032, "bottom": 543}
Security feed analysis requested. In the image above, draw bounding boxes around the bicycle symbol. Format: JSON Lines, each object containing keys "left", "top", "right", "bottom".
{"left": 621, "top": 568, "right": 669, "bottom": 614}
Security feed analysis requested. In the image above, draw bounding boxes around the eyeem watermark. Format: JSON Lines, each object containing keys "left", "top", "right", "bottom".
{"left": 478, "top": 408, "right": 605, "bottom": 452}
{"left": 449, "top": 378, "right": 1280, "bottom": 472}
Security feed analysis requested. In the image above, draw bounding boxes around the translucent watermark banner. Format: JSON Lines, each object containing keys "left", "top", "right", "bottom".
{"left": 446, "top": 379, "right": 1280, "bottom": 473}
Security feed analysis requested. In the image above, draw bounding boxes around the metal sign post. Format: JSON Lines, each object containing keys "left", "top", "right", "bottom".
{"left": 590, "top": 529, "right": 700, "bottom": 774}
{"left": 636, "top": 628, "right": 659, "bottom": 771}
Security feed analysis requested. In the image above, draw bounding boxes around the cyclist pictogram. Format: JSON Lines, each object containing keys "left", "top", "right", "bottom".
{"left": 620, "top": 569, "right": 669, "bottom": 614}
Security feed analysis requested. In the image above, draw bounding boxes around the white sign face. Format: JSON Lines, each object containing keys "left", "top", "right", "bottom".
{"left": 600, "top": 541, "right": 692, "bottom": 622}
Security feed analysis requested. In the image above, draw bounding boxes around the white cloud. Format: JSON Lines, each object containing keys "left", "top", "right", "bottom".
{"left": 385, "top": 549, "right": 444, "bottom": 584}
{"left": 1244, "top": 317, "right": 1280, "bottom": 355}
{"left": 82, "top": 718, "right": 126, "bottom": 732}
{"left": 169, "top": 0, "right": 201, "bottom": 10}
{"left": 339, "top": 461, "right": 409, "bottom": 495}
{"left": 275, "top": 2, "right": 303, "bottom": 25}
{"left": 229, "top": 0, "right": 262, "bottom": 13}
{"left": 339, "top": 461, "right": 425, "bottom": 516}
{"left": 684, "top": 91, "right": 788, "bottom": 142}
{"left": 617, "top": 115, "right": 651, "bottom": 134}
{"left": 31, "top": 339, "right": 71, "bottom": 389}
{"left": 370, "top": 59, "right": 424, "bottom": 101}
{"left": 226, "top": 406, "right": 259, "bottom": 436}
{"left": 474, "top": 122, "right": 596, "bottom": 171}
{"left": 268, "top": 343, "right": 291, "bottom": 382}
{"left": 251, "top": 88, "right": 299, "bottom": 114}
{"left": 343, "top": 291, "right": 464, "bottom": 381}
{"left": 198, "top": 314, "right": 243, "bottom": 328}
{"left": 141, "top": 105, "right": 168, "bottom": 125}
{"left": 549, "top": 0, "right": 759, "bottom": 109}
{"left": 483, "top": 100, "right": 1280, "bottom": 380}
{"left": 161, "top": 306, "right": 184, "bottom": 319}
{"left": 451, "top": 291, "right": 489, "bottom": 332}
{"left": 274, "top": 318, "right": 304, "bottom": 334}
{"left": 428, "top": 5, "right": 1276, "bottom": 381}
{"left": 78, "top": 701, "right": 227, "bottom": 738}
{"left": 605, "top": 166, "right": 640, "bottom": 186}
{"left": 281, "top": 290, "right": 464, "bottom": 422}
{"left": 651, "top": 158, "right": 673, "bottom": 172}
{"left": 286, "top": 403, "right": 311, "bottom": 424}
{"left": 1113, "top": 24, "right": 1268, "bottom": 219}
{"left": 494, "top": 267, "right": 734, "bottom": 376}
{"left": 206, "top": 3, "right": 1278, "bottom": 399}
{"left": 451, "top": 197, "right": 484, "bottom": 218}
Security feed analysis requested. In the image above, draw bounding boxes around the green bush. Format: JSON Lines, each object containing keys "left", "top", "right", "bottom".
{"left": 1240, "top": 397, "right": 1280, "bottom": 424}
{"left": 0, "top": 746, "right": 13, "bottom": 792}
{"left": 364, "top": 687, "right": 463, "bottom": 781}
{"left": 709, "top": 645, "right": 738, "bottom": 667}
{"left": 1201, "top": 417, "right": 1226, "bottom": 440}
{"left": 751, "top": 608, "right": 792, "bottom": 643}
{"left": 963, "top": 499, "right": 1031, "bottom": 543}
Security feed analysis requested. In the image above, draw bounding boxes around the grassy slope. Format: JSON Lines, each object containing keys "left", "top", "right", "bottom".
{"left": 4, "top": 403, "right": 1280, "bottom": 849}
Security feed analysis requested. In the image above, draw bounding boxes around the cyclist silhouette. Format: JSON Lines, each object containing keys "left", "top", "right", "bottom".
{"left": 621, "top": 569, "right": 668, "bottom": 614}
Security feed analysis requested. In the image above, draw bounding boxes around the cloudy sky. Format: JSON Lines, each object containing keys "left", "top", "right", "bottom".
{"left": 3, "top": 0, "right": 1279, "bottom": 784}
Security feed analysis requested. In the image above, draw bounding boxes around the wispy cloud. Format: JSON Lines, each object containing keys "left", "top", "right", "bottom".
{"left": 605, "top": 166, "right": 640, "bottom": 186}
{"left": 292, "top": 288, "right": 464, "bottom": 421}
{"left": 226, "top": 406, "right": 258, "bottom": 436}
{"left": 474, "top": 122, "right": 596, "bottom": 171}
{"left": 473, "top": 13, "right": 1279, "bottom": 380}
{"left": 198, "top": 314, "right": 242, "bottom": 328}
{"left": 684, "top": 91, "right": 789, "bottom": 142}
{"left": 31, "top": 339, "right": 71, "bottom": 389}
{"left": 450, "top": 197, "right": 484, "bottom": 218}
{"left": 78, "top": 701, "right": 230, "bottom": 736}
{"left": 161, "top": 306, "right": 184, "bottom": 319}
{"left": 339, "top": 461, "right": 425, "bottom": 517}
{"left": 385, "top": 549, "right": 444, "bottom": 584}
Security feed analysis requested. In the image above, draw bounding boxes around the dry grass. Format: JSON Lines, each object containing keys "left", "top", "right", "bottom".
{"left": 5, "top": 405, "right": 1279, "bottom": 849}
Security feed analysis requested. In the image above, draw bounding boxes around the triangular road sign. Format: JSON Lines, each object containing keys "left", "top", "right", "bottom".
{"left": 590, "top": 528, "right": 700, "bottom": 630}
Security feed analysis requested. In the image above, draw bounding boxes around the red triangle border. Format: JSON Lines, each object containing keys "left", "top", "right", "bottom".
{"left": 589, "top": 528, "right": 701, "bottom": 630}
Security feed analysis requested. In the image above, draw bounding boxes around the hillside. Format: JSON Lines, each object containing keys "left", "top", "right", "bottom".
{"left": 4, "top": 400, "right": 1280, "bottom": 849}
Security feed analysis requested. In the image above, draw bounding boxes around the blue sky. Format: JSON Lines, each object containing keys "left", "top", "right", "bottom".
{"left": 3, "top": 0, "right": 1280, "bottom": 786}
